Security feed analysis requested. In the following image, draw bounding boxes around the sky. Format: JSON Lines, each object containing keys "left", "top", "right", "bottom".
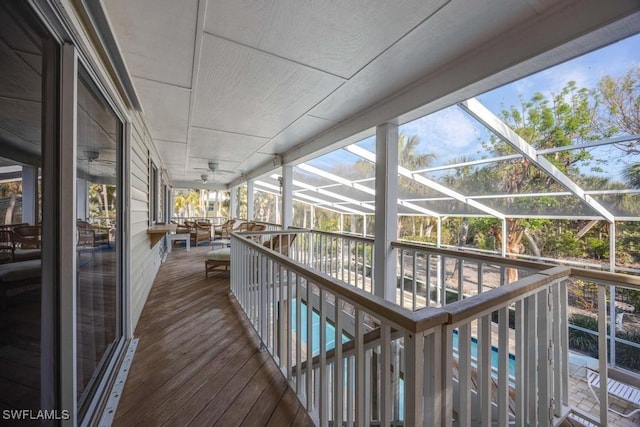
{"left": 396, "top": 33, "right": 640, "bottom": 176}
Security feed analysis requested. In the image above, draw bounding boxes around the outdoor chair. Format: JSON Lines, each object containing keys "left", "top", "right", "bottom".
{"left": 13, "top": 225, "right": 42, "bottom": 249}
{"left": 204, "top": 232, "right": 297, "bottom": 278}
{"left": 0, "top": 230, "right": 41, "bottom": 263}
{"left": 587, "top": 367, "right": 640, "bottom": 418}
{"left": 76, "top": 220, "right": 110, "bottom": 247}
{"left": 213, "top": 219, "right": 236, "bottom": 238}
{"left": 184, "top": 220, "right": 210, "bottom": 247}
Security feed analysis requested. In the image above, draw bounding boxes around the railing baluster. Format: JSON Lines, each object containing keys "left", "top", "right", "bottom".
{"left": 560, "top": 279, "right": 569, "bottom": 408}
{"left": 400, "top": 249, "right": 405, "bottom": 307}
{"left": 347, "top": 355, "right": 354, "bottom": 426}
{"left": 458, "top": 323, "right": 472, "bottom": 427}
{"left": 306, "top": 278, "right": 313, "bottom": 411}
{"left": 515, "top": 299, "right": 525, "bottom": 427}
{"left": 537, "top": 288, "right": 550, "bottom": 425}
{"left": 426, "top": 254, "right": 432, "bottom": 307}
{"left": 334, "top": 296, "right": 343, "bottom": 427}
{"left": 597, "top": 284, "right": 609, "bottom": 426}
{"left": 355, "top": 242, "right": 359, "bottom": 290}
{"left": 319, "top": 289, "right": 328, "bottom": 427}
{"left": 412, "top": 251, "right": 417, "bottom": 310}
{"left": 457, "top": 259, "right": 464, "bottom": 301}
{"left": 296, "top": 273, "right": 302, "bottom": 395}
{"left": 525, "top": 293, "right": 537, "bottom": 425}
{"left": 380, "top": 325, "right": 391, "bottom": 427}
{"left": 404, "top": 330, "right": 424, "bottom": 427}
{"left": 478, "top": 314, "right": 491, "bottom": 426}
{"left": 355, "top": 309, "right": 365, "bottom": 426}
{"left": 498, "top": 307, "right": 509, "bottom": 426}
{"left": 286, "top": 269, "right": 292, "bottom": 382}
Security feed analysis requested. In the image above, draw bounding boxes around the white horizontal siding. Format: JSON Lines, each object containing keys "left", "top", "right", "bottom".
{"left": 129, "top": 112, "right": 162, "bottom": 330}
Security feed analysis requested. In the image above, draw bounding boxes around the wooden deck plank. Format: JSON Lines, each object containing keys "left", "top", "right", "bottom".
{"left": 114, "top": 246, "right": 312, "bottom": 426}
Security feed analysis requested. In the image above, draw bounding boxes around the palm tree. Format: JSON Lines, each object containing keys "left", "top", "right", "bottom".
{"left": 623, "top": 162, "right": 640, "bottom": 188}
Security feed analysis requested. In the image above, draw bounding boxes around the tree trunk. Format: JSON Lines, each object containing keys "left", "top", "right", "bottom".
{"left": 523, "top": 228, "right": 541, "bottom": 257}
{"left": 101, "top": 184, "right": 109, "bottom": 219}
{"left": 5, "top": 191, "right": 16, "bottom": 224}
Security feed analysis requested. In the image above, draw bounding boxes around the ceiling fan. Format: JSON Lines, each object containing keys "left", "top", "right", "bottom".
{"left": 195, "top": 161, "right": 234, "bottom": 175}
{"left": 79, "top": 150, "right": 115, "bottom": 165}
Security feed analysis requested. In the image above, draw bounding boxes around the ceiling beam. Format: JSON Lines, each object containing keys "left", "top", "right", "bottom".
{"left": 460, "top": 98, "right": 616, "bottom": 222}
{"left": 345, "top": 145, "right": 505, "bottom": 219}
{"left": 254, "top": 180, "right": 366, "bottom": 215}
{"left": 297, "top": 162, "right": 440, "bottom": 216}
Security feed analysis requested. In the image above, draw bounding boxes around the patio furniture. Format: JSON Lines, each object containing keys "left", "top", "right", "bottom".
{"left": 184, "top": 220, "right": 210, "bottom": 247}
{"left": 13, "top": 225, "right": 42, "bottom": 249}
{"left": 77, "top": 220, "right": 110, "bottom": 247}
{"left": 166, "top": 233, "right": 190, "bottom": 253}
{"left": 587, "top": 367, "right": 640, "bottom": 418}
{"left": 263, "top": 233, "right": 297, "bottom": 256}
{"left": 0, "top": 230, "right": 41, "bottom": 263}
{"left": 204, "top": 233, "right": 297, "bottom": 277}
{"left": 0, "top": 258, "right": 41, "bottom": 309}
{"left": 213, "top": 219, "right": 236, "bottom": 238}
{"left": 205, "top": 247, "right": 231, "bottom": 277}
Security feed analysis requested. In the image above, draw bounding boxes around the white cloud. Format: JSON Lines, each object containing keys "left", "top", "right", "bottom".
{"left": 400, "top": 107, "right": 485, "bottom": 163}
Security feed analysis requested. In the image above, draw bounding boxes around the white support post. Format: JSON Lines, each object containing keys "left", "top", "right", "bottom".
{"left": 168, "top": 188, "right": 174, "bottom": 220}
{"left": 362, "top": 214, "right": 367, "bottom": 237}
{"left": 282, "top": 165, "right": 293, "bottom": 229}
{"left": 230, "top": 186, "right": 237, "bottom": 219}
{"left": 609, "top": 221, "right": 616, "bottom": 272}
{"left": 22, "top": 166, "right": 38, "bottom": 224}
{"left": 247, "top": 180, "right": 254, "bottom": 221}
{"left": 310, "top": 204, "right": 315, "bottom": 229}
{"left": 339, "top": 213, "right": 343, "bottom": 233}
{"left": 374, "top": 121, "right": 398, "bottom": 302}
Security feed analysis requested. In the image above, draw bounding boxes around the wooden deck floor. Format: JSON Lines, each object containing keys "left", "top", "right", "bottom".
{"left": 113, "top": 245, "right": 313, "bottom": 426}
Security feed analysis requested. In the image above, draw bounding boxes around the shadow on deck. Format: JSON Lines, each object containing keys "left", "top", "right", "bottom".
{"left": 114, "top": 245, "right": 313, "bottom": 426}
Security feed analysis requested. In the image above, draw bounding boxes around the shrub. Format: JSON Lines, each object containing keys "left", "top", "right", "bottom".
{"left": 568, "top": 314, "right": 599, "bottom": 357}
{"left": 615, "top": 330, "right": 640, "bottom": 371}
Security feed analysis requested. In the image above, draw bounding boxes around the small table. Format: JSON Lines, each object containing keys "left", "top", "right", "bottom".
{"left": 167, "top": 233, "right": 190, "bottom": 253}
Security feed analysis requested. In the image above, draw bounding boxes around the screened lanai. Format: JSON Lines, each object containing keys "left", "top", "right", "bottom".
{"left": 249, "top": 89, "right": 640, "bottom": 274}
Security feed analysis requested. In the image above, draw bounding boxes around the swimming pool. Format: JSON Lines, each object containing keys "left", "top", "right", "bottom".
{"left": 290, "top": 299, "right": 350, "bottom": 356}
{"left": 452, "top": 329, "right": 516, "bottom": 378}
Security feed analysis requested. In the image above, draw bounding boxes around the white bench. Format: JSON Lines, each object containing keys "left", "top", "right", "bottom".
{"left": 166, "top": 233, "right": 190, "bottom": 253}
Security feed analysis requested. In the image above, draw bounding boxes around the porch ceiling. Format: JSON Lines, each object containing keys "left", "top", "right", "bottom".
{"left": 103, "top": 0, "right": 640, "bottom": 190}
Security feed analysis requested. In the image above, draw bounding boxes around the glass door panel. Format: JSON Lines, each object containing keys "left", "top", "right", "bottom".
{"left": 75, "top": 72, "right": 123, "bottom": 413}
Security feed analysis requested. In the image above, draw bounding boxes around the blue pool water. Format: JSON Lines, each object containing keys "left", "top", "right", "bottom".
{"left": 290, "top": 299, "right": 350, "bottom": 356}
{"left": 289, "top": 300, "right": 514, "bottom": 419}
{"left": 452, "top": 329, "right": 516, "bottom": 378}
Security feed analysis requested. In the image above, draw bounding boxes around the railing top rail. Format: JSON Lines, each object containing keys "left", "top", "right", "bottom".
{"left": 437, "top": 266, "right": 571, "bottom": 325}
{"left": 231, "top": 233, "right": 448, "bottom": 333}
{"left": 569, "top": 267, "right": 640, "bottom": 290}
{"left": 308, "top": 229, "right": 376, "bottom": 244}
{"left": 239, "top": 229, "right": 303, "bottom": 236}
{"left": 391, "top": 240, "right": 551, "bottom": 271}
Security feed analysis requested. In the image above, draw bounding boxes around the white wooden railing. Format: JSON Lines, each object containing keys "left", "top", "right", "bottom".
{"left": 230, "top": 229, "right": 640, "bottom": 427}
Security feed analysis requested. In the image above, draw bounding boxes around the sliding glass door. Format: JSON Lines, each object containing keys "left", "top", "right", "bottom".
{"left": 0, "top": 2, "right": 57, "bottom": 422}
{"left": 75, "top": 69, "right": 124, "bottom": 418}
